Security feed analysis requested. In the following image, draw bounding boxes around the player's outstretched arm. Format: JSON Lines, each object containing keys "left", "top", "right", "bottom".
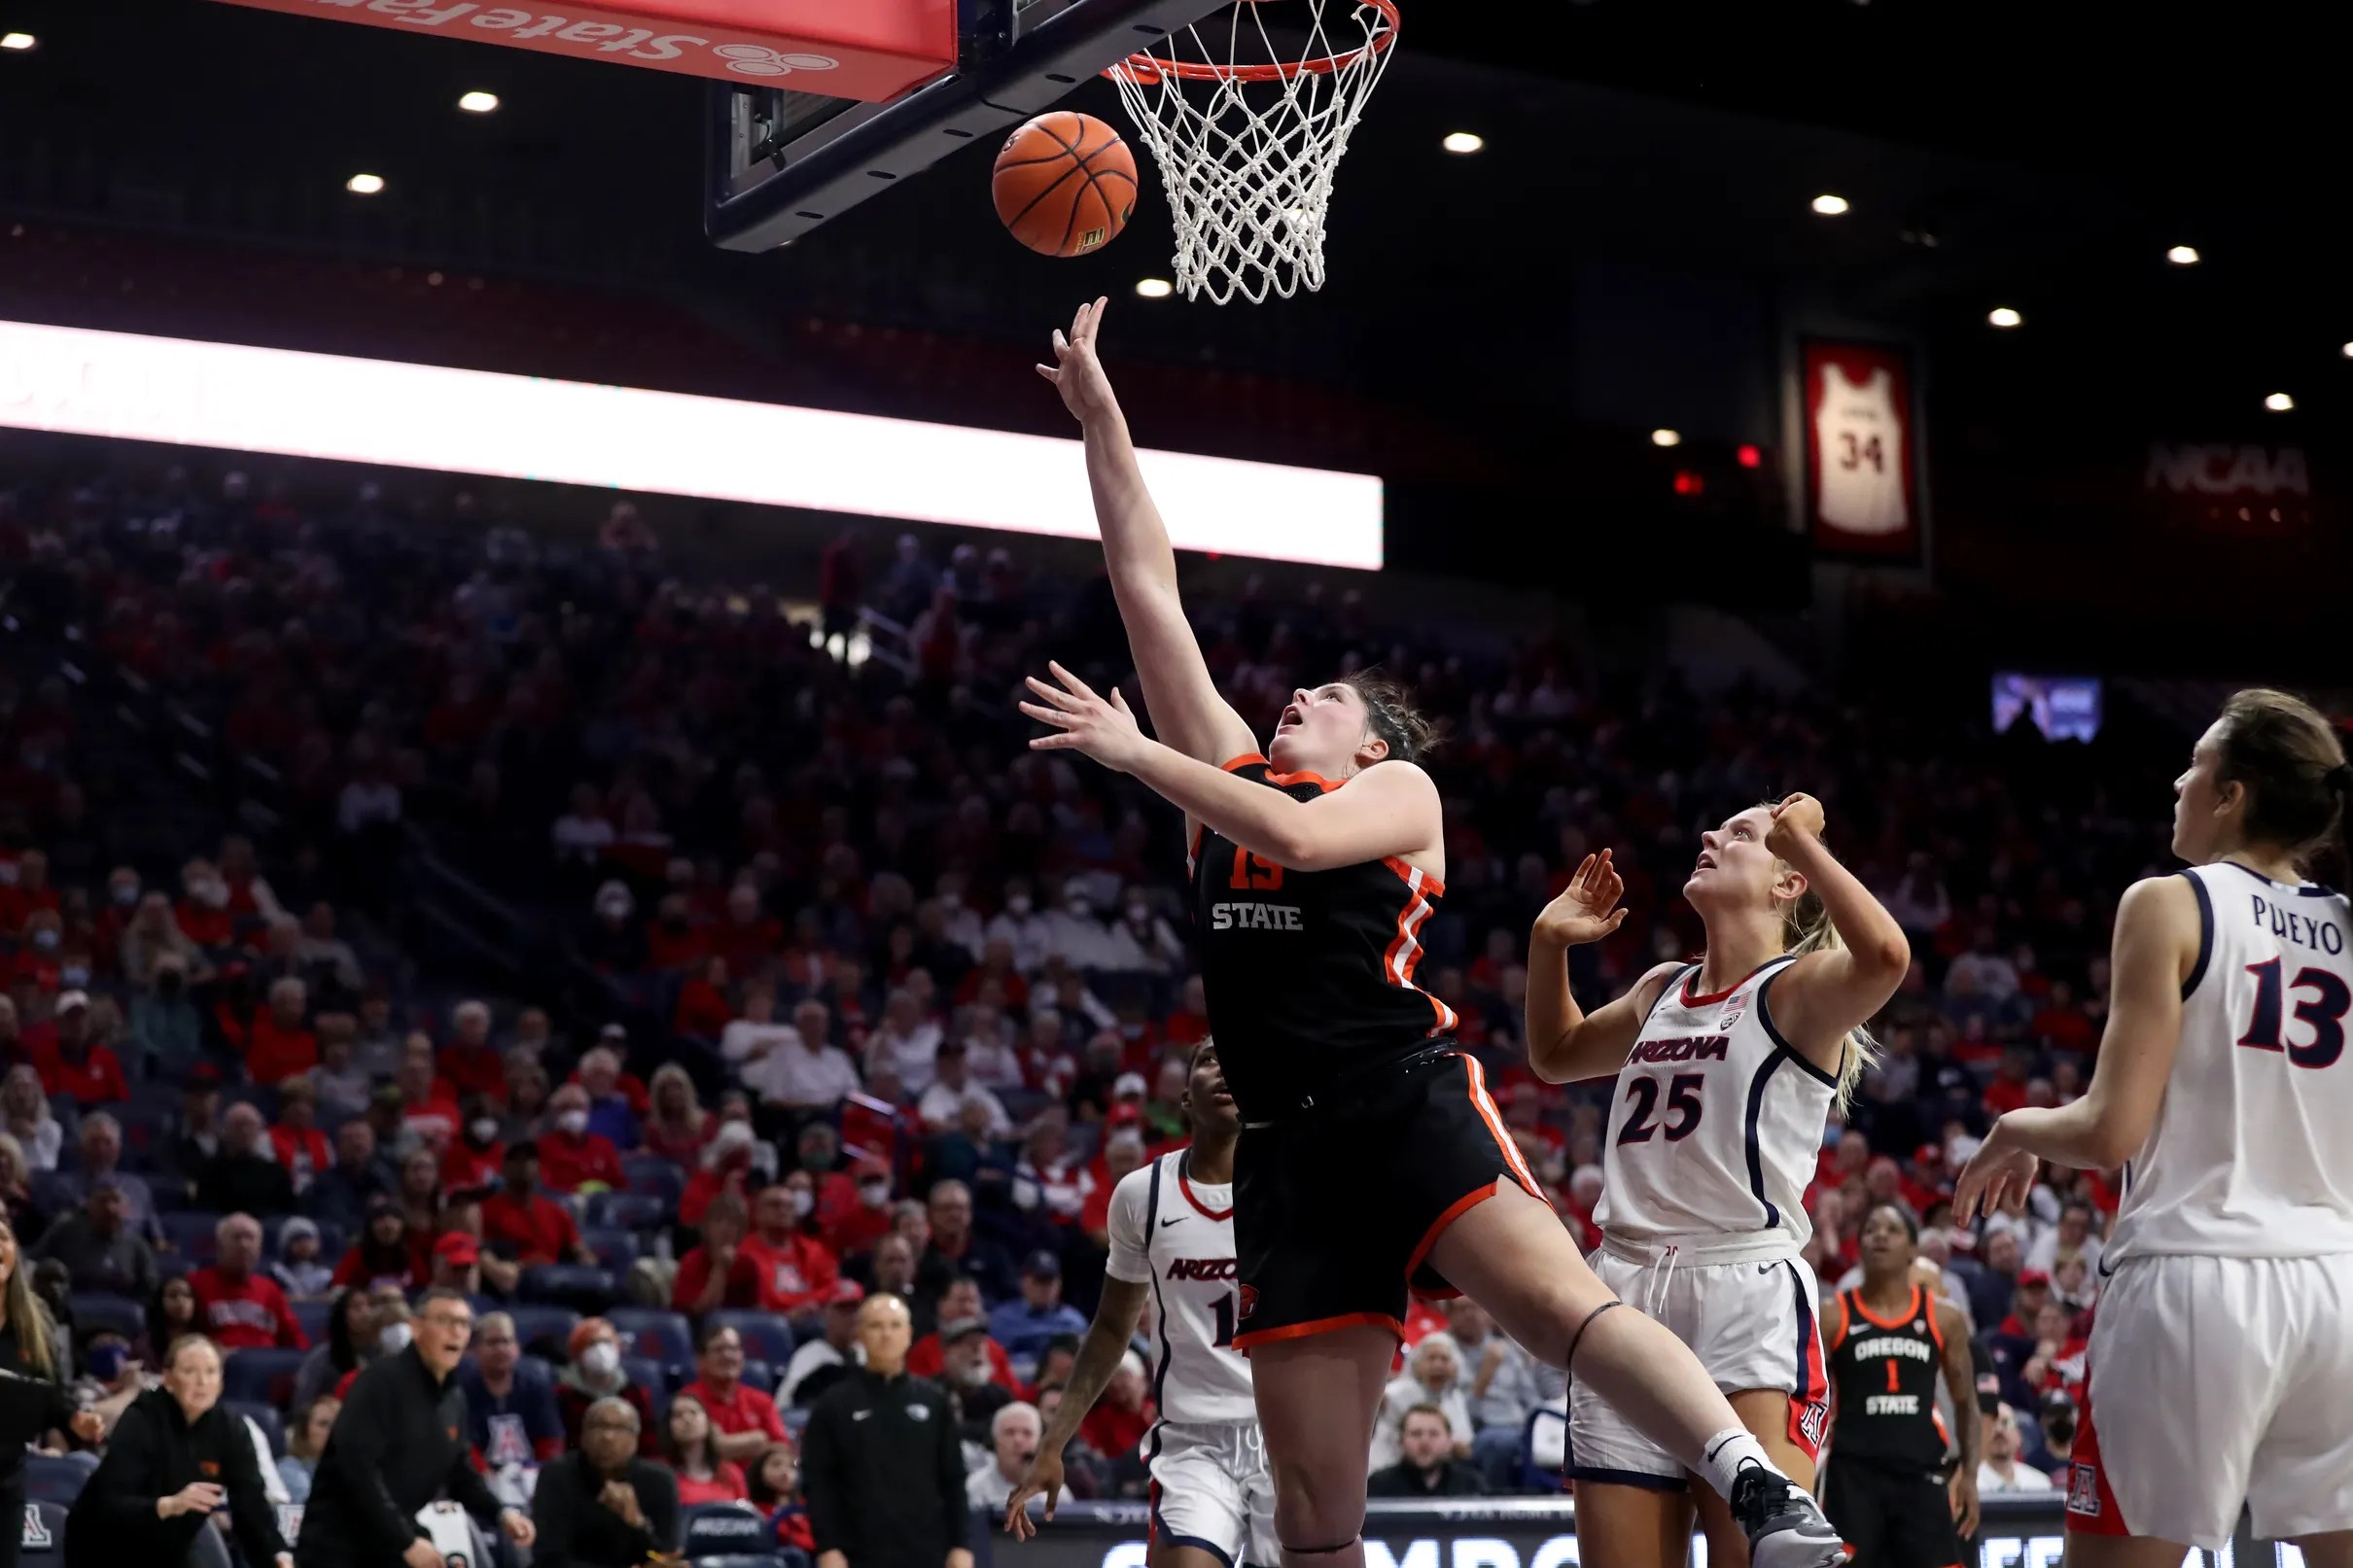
{"left": 1003, "top": 1275, "right": 1151, "bottom": 1540}
{"left": 1525, "top": 852, "right": 1675, "bottom": 1083}
{"left": 1036, "top": 296, "right": 1257, "bottom": 768}
{"left": 1759, "top": 793, "right": 1912, "bottom": 1073}
{"left": 1954, "top": 875, "right": 2197, "bottom": 1216}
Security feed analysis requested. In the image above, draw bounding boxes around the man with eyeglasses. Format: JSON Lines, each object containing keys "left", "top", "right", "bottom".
{"left": 297, "top": 1287, "right": 539, "bottom": 1568}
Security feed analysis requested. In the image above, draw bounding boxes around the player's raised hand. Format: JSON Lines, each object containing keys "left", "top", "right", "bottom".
{"left": 1951, "top": 1118, "right": 2040, "bottom": 1223}
{"left": 1021, "top": 660, "right": 1147, "bottom": 772}
{"left": 1764, "top": 791, "right": 1827, "bottom": 858}
{"left": 1002, "top": 1449, "right": 1067, "bottom": 1540}
{"left": 1036, "top": 296, "right": 1118, "bottom": 424}
{"left": 1532, "top": 851, "right": 1628, "bottom": 948}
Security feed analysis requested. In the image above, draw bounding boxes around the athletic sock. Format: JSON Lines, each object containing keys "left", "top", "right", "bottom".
{"left": 1696, "top": 1428, "right": 1783, "bottom": 1499}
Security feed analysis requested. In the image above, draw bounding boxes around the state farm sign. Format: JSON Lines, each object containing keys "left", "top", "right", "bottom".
{"left": 207, "top": 0, "right": 956, "bottom": 98}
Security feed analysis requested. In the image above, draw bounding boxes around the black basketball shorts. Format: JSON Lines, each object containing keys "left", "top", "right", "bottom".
{"left": 1821, "top": 1456, "right": 1967, "bottom": 1568}
{"left": 1230, "top": 1046, "right": 1539, "bottom": 1351}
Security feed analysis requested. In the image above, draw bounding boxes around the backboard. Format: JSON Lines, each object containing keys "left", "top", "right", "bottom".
{"left": 703, "top": 0, "right": 1225, "bottom": 253}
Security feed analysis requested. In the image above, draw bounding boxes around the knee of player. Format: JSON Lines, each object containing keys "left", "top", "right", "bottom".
{"left": 1269, "top": 1466, "right": 1364, "bottom": 1541}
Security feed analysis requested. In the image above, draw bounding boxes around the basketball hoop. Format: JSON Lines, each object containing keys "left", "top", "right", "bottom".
{"left": 1105, "top": 0, "right": 1399, "bottom": 304}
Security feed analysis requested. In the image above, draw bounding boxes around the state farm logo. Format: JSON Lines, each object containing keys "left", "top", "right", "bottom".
{"left": 713, "top": 43, "right": 838, "bottom": 77}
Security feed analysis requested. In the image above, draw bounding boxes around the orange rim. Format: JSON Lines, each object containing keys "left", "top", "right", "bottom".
{"left": 1105, "top": 0, "right": 1399, "bottom": 85}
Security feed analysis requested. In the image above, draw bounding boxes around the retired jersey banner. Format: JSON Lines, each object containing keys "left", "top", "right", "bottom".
{"left": 1804, "top": 339, "right": 1921, "bottom": 562}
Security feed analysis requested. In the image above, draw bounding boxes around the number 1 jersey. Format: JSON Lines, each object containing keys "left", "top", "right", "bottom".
{"left": 1105, "top": 1151, "right": 1256, "bottom": 1426}
{"left": 1596, "top": 956, "right": 1837, "bottom": 1250}
{"left": 2106, "top": 863, "right": 2353, "bottom": 1266}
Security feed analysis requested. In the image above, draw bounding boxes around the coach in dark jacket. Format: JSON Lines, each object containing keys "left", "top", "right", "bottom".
{"left": 66, "top": 1336, "right": 289, "bottom": 1568}
{"left": 295, "top": 1288, "right": 536, "bottom": 1568}
{"left": 802, "top": 1294, "right": 971, "bottom": 1568}
{"left": 530, "top": 1397, "right": 680, "bottom": 1568}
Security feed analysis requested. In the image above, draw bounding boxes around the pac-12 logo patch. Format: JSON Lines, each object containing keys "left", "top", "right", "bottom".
{"left": 1718, "top": 1006, "right": 1745, "bottom": 1031}
{"left": 2068, "top": 1463, "right": 2101, "bottom": 1516}
{"left": 1238, "top": 1284, "right": 1260, "bottom": 1320}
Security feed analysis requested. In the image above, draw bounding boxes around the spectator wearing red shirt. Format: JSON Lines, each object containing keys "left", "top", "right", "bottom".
{"left": 740, "top": 1179, "right": 840, "bottom": 1324}
{"left": 538, "top": 1084, "right": 625, "bottom": 1194}
{"left": 441, "top": 1108, "right": 506, "bottom": 1192}
{"left": 480, "top": 1140, "right": 594, "bottom": 1267}
{"left": 1077, "top": 1347, "right": 1156, "bottom": 1465}
{"left": 678, "top": 1323, "right": 789, "bottom": 1467}
{"left": 175, "top": 859, "right": 235, "bottom": 950}
{"left": 682, "top": 1122, "right": 759, "bottom": 1229}
{"left": 35, "top": 992, "right": 129, "bottom": 1107}
{"left": 190, "top": 1212, "right": 308, "bottom": 1350}
{"left": 710, "top": 884, "right": 785, "bottom": 977}
{"left": 1901, "top": 1144, "right": 1950, "bottom": 1216}
{"left": 663, "top": 1394, "right": 750, "bottom": 1506}
{"left": 906, "top": 1277, "right": 1018, "bottom": 1392}
{"left": 246, "top": 976, "right": 319, "bottom": 1085}
{"left": 397, "top": 1032, "right": 465, "bottom": 1145}
{"left": 0, "top": 849, "right": 60, "bottom": 936}
{"left": 1984, "top": 1046, "right": 2036, "bottom": 1116}
{"left": 2030, "top": 979, "right": 2098, "bottom": 1054}
{"left": 674, "top": 956, "right": 735, "bottom": 1040}
{"left": 673, "top": 1194, "right": 759, "bottom": 1316}
{"left": 269, "top": 1076, "right": 334, "bottom": 1194}
{"left": 818, "top": 1155, "right": 895, "bottom": 1262}
{"left": 439, "top": 999, "right": 508, "bottom": 1102}
{"left": 645, "top": 894, "right": 711, "bottom": 972}
{"left": 334, "top": 1198, "right": 429, "bottom": 1292}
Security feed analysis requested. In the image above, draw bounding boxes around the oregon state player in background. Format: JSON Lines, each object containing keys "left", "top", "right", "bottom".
{"left": 1958, "top": 688, "right": 2353, "bottom": 1568}
{"left": 1521, "top": 796, "right": 1908, "bottom": 1568}
{"left": 1818, "top": 1203, "right": 1981, "bottom": 1567}
{"left": 1004, "top": 1040, "right": 1272, "bottom": 1568}
{"left": 1018, "top": 296, "right": 1845, "bottom": 1568}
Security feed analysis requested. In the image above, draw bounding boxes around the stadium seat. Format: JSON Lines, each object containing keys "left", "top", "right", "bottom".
{"left": 160, "top": 1211, "right": 225, "bottom": 1261}
{"left": 227, "top": 1399, "right": 286, "bottom": 1457}
{"left": 21, "top": 1453, "right": 93, "bottom": 1505}
{"left": 519, "top": 1265, "right": 616, "bottom": 1310}
{"left": 739, "top": 1359, "right": 774, "bottom": 1395}
{"left": 68, "top": 1292, "right": 145, "bottom": 1341}
{"left": 585, "top": 1191, "right": 669, "bottom": 1230}
{"left": 620, "top": 1158, "right": 685, "bottom": 1203}
{"left": 291, "top": 1297, "right": 334, "bottom": 1345}
{"left": 579, "top": 1226, "right": 642, "bottom": 1271}
{"left": 222, "top": 1347, "right": 307, "bottom": 1406}
{"left": 607, "top": 1307, "right": 693, "bottom": 1371}
{"left": 621, "top": 1355, "right": 670, "bottom": 1400}
{"left": 681, "top": 1504, "right": 769, "bottom": 1559}
{"left": 707, "top": 1310, "right": 793, "bottom": 1366}
{"left": 21, "top": 1498, "right": 68, "bottom": 1556}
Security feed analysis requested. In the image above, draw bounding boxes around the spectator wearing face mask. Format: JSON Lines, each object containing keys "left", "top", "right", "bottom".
{"left": 580, "top": 882, "right": 646, "bottom": 974}
{"left": 539, "top": 1086, "right": 626, "bottom": 1194}
{"left": 442, "top": 1102, "right": 507, "bottom": 1192}
{"left": 819, "top": 1154, "right": 895, "bottom": 1261}
{"left": 982, "top": 882, "right": 1049, "bottom": 976}
{"left": 557, "top": 1318, "right": 658, "bottom": 1456}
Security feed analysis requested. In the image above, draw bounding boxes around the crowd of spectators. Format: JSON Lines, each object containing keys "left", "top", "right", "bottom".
{"left": 0, "top": 452, "right": 2194, "bottom": 1556}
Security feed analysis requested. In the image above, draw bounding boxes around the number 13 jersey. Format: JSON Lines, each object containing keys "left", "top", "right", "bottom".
{"left": 1105, "top": 1151, "right": 1256, "bottom": 1426}
{"left": 2106, "top": 863, "right": 2353, "bottom": 1267}
{"left": 1596, "top": 956, "right": 1837, "bottom": 1250}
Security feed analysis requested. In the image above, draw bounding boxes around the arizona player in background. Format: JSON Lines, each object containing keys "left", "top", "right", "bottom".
{"left": 1957, "top": 688, "right": 2353, "bottom": 1568}
{"left": 1819, "top": 1203, "right": 1980, "bottom": 1566}
{"left": 1522, "top": 796, "right": 1908, "bottom": 1568}
{"left": 1019, "top": 297, "right": 1844, "bottom": 1568}
{"left": 1004, "top": 1039, "right": 1270, "bottom": 1568}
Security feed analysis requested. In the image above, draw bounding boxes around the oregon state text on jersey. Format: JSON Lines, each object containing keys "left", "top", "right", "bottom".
{"left": 2106, "top": 862, "right": 2353, "bottom": 1265}
{"left": 1105, "top": 1150, "right": 1254, "bottom": 1426}
{"left": 1825, "top": 1286, "right": 1949, "bottom": 1474}
{"left": 1187, "top": 754, "right": 1456, "bottom": 1119}
{"left": 1597, "top": 956, "right": 1837, "bottom": 1246}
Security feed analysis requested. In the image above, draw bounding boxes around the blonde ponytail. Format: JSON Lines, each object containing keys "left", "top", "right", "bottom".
{"left": 1781, "top": 888, "right": 1880, "bottom": 1113}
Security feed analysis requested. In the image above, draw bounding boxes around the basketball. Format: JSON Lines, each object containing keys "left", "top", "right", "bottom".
{"left": 992, "top": 112, "right": 1139, "bottom": 258}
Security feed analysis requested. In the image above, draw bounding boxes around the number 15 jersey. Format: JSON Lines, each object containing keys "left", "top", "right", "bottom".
{"left": 2106, "top": 863, "right": 2353, "bottom": 1267}
{"left": 1596, "top": 956, "right": 1837, "bottom": 1250}
{"left": 1106, "top": 1151, "right": 1256, "bottom": 1426}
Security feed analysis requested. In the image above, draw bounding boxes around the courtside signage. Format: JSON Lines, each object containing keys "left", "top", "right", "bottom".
{"left": 0, "top": 319, "right": 1384, "bottom": 570}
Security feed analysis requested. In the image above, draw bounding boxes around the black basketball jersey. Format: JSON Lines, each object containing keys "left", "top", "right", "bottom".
{"left": 1186, "top": 754, "right": 1457, "bottom": 1119}
{"left": 1826, "top": 1285, "right": 1949, "bottom": 1474}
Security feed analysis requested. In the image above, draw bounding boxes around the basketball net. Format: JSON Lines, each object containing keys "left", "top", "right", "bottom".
{"left": 1106, "top": 1, "right": 1399, "bottom": 305}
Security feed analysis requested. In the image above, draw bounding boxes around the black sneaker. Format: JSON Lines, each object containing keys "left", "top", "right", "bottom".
{"left": 1729, "top": 1464, "right": 1846, "bottom": 1568}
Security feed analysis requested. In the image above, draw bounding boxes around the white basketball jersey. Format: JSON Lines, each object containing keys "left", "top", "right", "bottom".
{"left": 1104, "top": 1151, "right": 1255, "bottom": 1426}
{"left": 1596, "top": 957, "right": 1837, "bottom": 1250}
{"left": 2106, "top": 864, "right": 2353, "bottom": 1266}
{"left": 1813, "top": 365, "right": 1909, "bottom": 536}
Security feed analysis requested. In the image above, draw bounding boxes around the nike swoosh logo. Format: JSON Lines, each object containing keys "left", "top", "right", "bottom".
{"left": 1758, "top": 1264, "right": 1774, "bottom": 1274}
{"left": 1160, "top": 1217, "right": 1183, "bottom": 1229}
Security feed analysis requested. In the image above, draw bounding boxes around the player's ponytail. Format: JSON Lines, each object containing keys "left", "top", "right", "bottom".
{"left": 1780, "top": 883, "right": 1881, "bottom": 1116}
{"left": 2214, "top": 688, "right": 2351, "bottom": 886}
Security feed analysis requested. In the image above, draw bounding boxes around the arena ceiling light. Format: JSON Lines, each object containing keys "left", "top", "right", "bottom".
{"left": 345, "top": 173, "right": 386, "bottom": 195}
{"left": 458, "top": 91, "right": 501, "bottom": 114}
{"left": 1134, "top": 278, "right": 1174, "bottom": 299}
{"left": 0, "top": 32, "right": 34, "bottom": 50}
{"left": 1810, "top": 193, "right": 1850, "bottom": 216}
{"left": 1441, "top": 131, "right": 1485, "bottom": 155}
{"left": 2264, "top": 392, "right": 2295, "bottom": 411}
{"left": 1650, "top": 429, "right": 1682, "bottom": 447}
{"left": 2341, "top": 342, "right": 2353, "bottom": 359}
{"left": 2166, "top": 245, "right": 2201, "bottom": 265}
{"left": 1987, "top": 306, "right": 2022, "bottom": 329}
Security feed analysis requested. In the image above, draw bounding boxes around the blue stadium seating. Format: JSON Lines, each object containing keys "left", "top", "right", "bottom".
{"left": 607, "top": 1307, "right": 693, "bottom": 1371}
{"left": 585, "top": 1191, "right": 669, "bottom": 1230}
{"left": 504, "top": 1305, "right": 581, "bottom": 1355}
{"left": 706, "top": 1310, "right": 793, "bottom": 1367}
{"left": 21, "top": 1453, "right": 94, "bottom": 1505}
{"left": 21, "top": 1498, "right": 68, "bottom": 1555}
{"left": 621, "top": 1355, "right": 669, "bottom": 1400}
{"left": 67, "top": 1292, "right": 145, "bottom": 1341}
{"left": 579, "top": 1226, "right": 642, "bottom": 1271}
{"left": 227, "top": 1398, "right": 286, "bottom": 1457}
{"left": 620, "top": 1158, "right": 685, "bottom": 1203}
{"left": 160, "top": 1210, "right": 225, "bottom": 1260}
{"left": 519, "top": 1265, "right": 616, "bottom": 1309}
{"left": 222, "top": 1347, "right": 307, "bottom": 1405}
{"left": 291, "top": 1297, "right": 334, "bottom": 1345}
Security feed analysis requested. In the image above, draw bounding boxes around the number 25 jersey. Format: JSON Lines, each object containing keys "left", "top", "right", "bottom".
{"left": 1596, "top": 957, "right": 1836, "bottom": 1250}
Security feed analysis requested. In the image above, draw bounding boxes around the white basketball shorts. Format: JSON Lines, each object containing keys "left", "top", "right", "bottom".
{"left": 2070, "top": 1252, "right": 2353, "bottom": 1549}
{"left": 1568, "top": 1244, "right": 1830, "bottom": 1487}
{"left": 1145, "top": 1419, "right": 1277, "bottom": 1568}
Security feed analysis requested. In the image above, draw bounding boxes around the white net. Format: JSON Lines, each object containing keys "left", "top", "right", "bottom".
{"left": 1106, "top": 1, "right": 1399, "bottom": 305}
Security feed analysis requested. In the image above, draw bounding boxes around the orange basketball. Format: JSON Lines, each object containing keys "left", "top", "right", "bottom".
{"left": 992, "top": 112, "right": 1138, "bottom": 259}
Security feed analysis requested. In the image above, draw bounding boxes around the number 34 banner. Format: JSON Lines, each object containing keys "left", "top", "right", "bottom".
{"left": 1804, "top": 339, "right": 1920, "bottom": 562}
